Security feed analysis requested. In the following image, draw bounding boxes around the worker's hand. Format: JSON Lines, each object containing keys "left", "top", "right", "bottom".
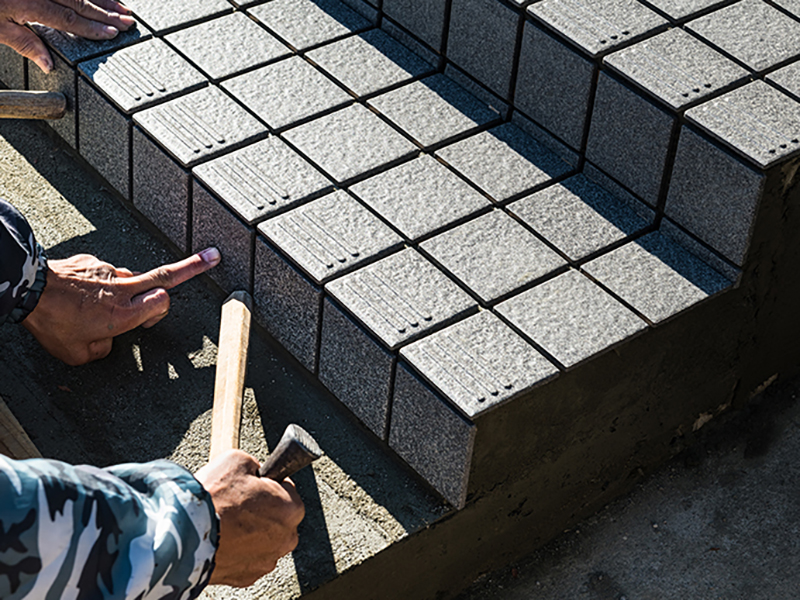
{"left": 0, "top": 0, "right": 136, "bottom": 73}
{"left": 22, "top": 247, "right": 221, "bottom": 366}
{"left": 195, "top": 450, "right": 305, "bottom": 588}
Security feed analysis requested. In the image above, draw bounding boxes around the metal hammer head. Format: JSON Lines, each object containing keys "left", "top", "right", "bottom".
{"left": 258, "top": 424, "right": 322, "bottom": 480}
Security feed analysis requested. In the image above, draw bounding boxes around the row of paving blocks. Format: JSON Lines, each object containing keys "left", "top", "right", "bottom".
{"left": 4, "top": 0, "right": 800, "bottom": 597}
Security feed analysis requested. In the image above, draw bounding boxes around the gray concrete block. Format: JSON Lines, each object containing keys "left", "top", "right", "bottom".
{"left": 0, "top": 45, "right": 25, "bottom": 89}
{"left": 604, "top": 28, "right": 748, "bottom": 110}
{"left": 435, "top": 123, "right": 576, "bottom": 202}
{"left": 685, "top": 80, "right": 800, "bottom": 168}
{"left": 508, "top": 174, "right": 653, "bottom": 262}
{"left": 496, "top": 269, "right": 647, "bottom": 368}
{"left": 339, "top": 0, "right": 380, "bottom": 22}
{"left": 165, "top": 12, "right": 290, "bottom": 81}
{"left": 585, "top": 72, "right": 674, "bottom": 205}
{"left": 306, "top": 29, "right": 436, "bottom": 98}
{"left": 117, "top": 0, "right": 232, "bottom": 33}
{"left": 685, "top": 0, "right": 800, "bottom": 73}
{"left": 222, "top": 56, "right": 352, "bottom": 131}
{"left": 510, "top": 112, "right": 582, "bottom": 169}
{"left": 665, "top": 127, "right": 765, "bottom": 266}
{"left": 27, "top": 53, "right": 76, "bottom": 148}
{"left": 766, "top": 60, "right": 800, "bottom": 103}
{"left": 247, "top": 0, "right": 371, "bottom": 51}
{"left": 660, "top": 217, "right": 742, "bottom": 283}
{"left": 30, "top": 22, "right": 151, "bottom": 65}
{"left": 282, "top": 104, "right": 418, "bottom": 183}
{"left": 349, "top": 154, "right": 491, "bottom": 241}
{"left": 382, "top": 0, "right": 448, "bottom": 51}
{"left": 421, "top": 210, "right": 566, "bottom": 304}
{"left": 643, "top": 0, "right": 729, "bottom": 20}
{"left": 582, "top": 231, "right": 732, "bottom": 323}
{"left": 367, "top": 74, "right": 501, "bottom": 148}
{"left": 255, "top": 190, "right": 403, "bottom": 369}
{"left": 528, "top": 0, "right": 666, "bottom": 57}
{"left": 443, "top": 64, "right": 510, "bottom": 119}
{"left": 447, "top": 0, "right": 520, "bottom": 98}
{"left": 515, "top": 22, "right": 594, "bottom": 150}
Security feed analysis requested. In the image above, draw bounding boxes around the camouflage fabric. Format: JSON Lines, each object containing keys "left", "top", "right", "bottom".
{"left": 0, "top": 455, "right": 219, "bottom": 599}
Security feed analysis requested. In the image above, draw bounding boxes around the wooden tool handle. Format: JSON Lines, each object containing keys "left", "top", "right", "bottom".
{"left": 0, "top": 91, "right": 66, "bottom": 120}
{"left": 209, "top": 291, "right": 253, "bottom": 462}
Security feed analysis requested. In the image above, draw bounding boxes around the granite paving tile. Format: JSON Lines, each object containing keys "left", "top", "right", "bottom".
{"left": 421, "top": 210, "right": 566, "bottom": 304}
{"left": 165, "top": 12, "right": 290, "bottom": 81}
{"left": 642, "top": 0, "right": 730, "bottom": 20}
{"left": 496, "top": 269, "right": 647, "bottom": 368}
{"left": 528, "top": 0, "right": 667, "bottom": 58}
{"left": 603, "top": 28, "right": 748, "bottom": 110}
{"left": 120, "top": 0, "right": 232, "bottom": 33}
{"left": 0, "top": 45, "right": 25, "bottom": 89}
{"left": 665, "top": 127, "right": 765, "bottom": 265}
{"left": 382, "top": 0, "right": 448, "bottom": 51}
{"left": 282, "top": 104, "right": 418, "bottom": 183}
{"left": 247, "top": 0, "right": 371, "bottom": 51}
{"left": 766, "top": 59, "right": 800, "bottom": 102}
{"left": 772, "top": 0, "right": 800, "bottom": 17}
{"left": 508, "top": 174, "right": 653, "bottom": 262}
{"left": 30, "top": 23, "right": 151, "bottom": 66}
{"left": 367, "top": 74, "right": 501, "bottom": 148}
{"left": 435, "top": 123, "right": 576, "bottom": 202}
{"left": 349, "top": 154, "right": 491, "bottom": 241}
{"left": 306, "top": 29, "right": 436, "bottom": 98}
{"left": 685, "top": 0, "right": 800, "bottom": 73}
{"left": 660, "top": 217, "right": 742, "bottom": 283}
{"left": 582, "top": 231, "right": 732, "bottom": 323}
{"left": 685, "top": 80, "right": 800, "bottom": 168}
{"left": 586, "top": 72, "right": 674, "bottom": 205}
{"left": 446, "top": 0, "right": 520, "bottom": 98}
{"left": 27, "top": 53, "right": 76, "bottom": 148}
{"left": 443, "top": 64, "right": 511, "bottom": 119}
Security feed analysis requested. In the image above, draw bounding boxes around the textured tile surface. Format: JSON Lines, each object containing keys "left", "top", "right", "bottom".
{"left": 248, "top": 0, "right": 371, "bottom": 50}
{"left": 165, "top": 12, "right": 290, "bottom": 80}
{"left": 497, "top": 269, "right": 647, "bottom": 368}
{"left": 28, "top": 53, "right": 75, "bottom": 148}
{"left": 582, "top": 231, "right": 732, "bottom": 323}
{"left": 604, "top": 28, "right": 748, "bottom": 109}
{"left": 766, "top": 60, "right": 800, "bottom": 102}
{"left": 222, "top": 57, "right": 352, "bottom": 131}
{"left": 382, "top": 0, "right": 448, "bottom": 50}
{"left": 282, "top": 104, "right": 418, "bottom": 183}
{"left": 686, "top": 0, "right": 800, "bottom": 72}
{"left": 685, "top": 80, "right": 800, "bottom": 168}
{"left": 120, "top": 0, "right": 231, "bottom": 33}
{"left": 515, "top": 22, "right": 594, "bottom": 150}
{"left": 643, "top": 0, "right": 730, "bottom": 19}
{"left": 665, "top": 127, "right": 764, "bottom": 265}
{"left": 367, "top": 74, "right": 501, "bottom": 147}
{"left": 509, "top": 174, "right": 652, "bottom": 261}
{"left": 0, "top": 45, "right": 25, "bottom": 89}
{"left": 586, "top": 72, "right": 674, "bottom": 205}
{"left": 528, "top": 0, "right": 666, "bottom": 57}
{"left": 31, "top": 23, "right": 151, "bottom": 65}
{"left": 447, "top": 0, "right": 520, "bottom": 97}
{"left": 421, "top": 210, "right": 566, "bottom": 303}
{"left": 772, "top": 0, "right": 800, "bottom": 17}
{"left": 325, "top": 248, "right": 477, "bottom": 350}
{"left": 306, "top": 29, "right": 436, "bottom": 97}
{"left": 436, "top": 123, "right": 576, "bottom": 202}
{"left": 350, "top": 154, "right": 490, "bottom": 240}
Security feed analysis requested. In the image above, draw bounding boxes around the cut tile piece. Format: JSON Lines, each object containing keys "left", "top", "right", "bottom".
{"left": 27, "top": 54, "right": 76, "bottom": 148}
{"left": 349, "top": 154, "right": 491, "bottom": 241}
{"left": 435, "top": 123, "right": 576, "bottom": 202}
{"left": 643, "top": 0, "right": 729, "bottom": 19}
{"left": 30, "top": 22, "right": 151, "bottom": 65}
{"left": 165, "top": 12, "right": 290, "bottom": 81}
{"left": 582, "top": 231, "right": 732, "bottom": 323}
{"left": 685, "top": 0, "right": 800, "bottom": 73}
{"left": 306, "top": 29, "right": 436, "bottom": 97}
{"left": 508, "top": 174, "right": 653, "bottom": 261}
{"left": 254, "top": 190, "right": 403, "bottom": 370}
{"left": 496, "top": 269, "right": 647, "bottom": 368}
{"left": 367, "top": 74, "right": 501, "bottom": 148}
{"left": 382, "top": 0, "right": 448, "bottom": 50}
{"left": 248, "top": 0, "right": 371, "bottom": 51}
{"left": 222, "top": 57, "right": 352, "bottom": 131}
{"left": 685, "top": 80, "right": 800, "bottom": 168}
{"left": 766, "top": 59, "right": 800, "bottom": 102}
{"left": 447, "top": 0, "right": 520, "bottom": 98}
{"left": 421, "top": 210, "right": 566, "bottom": 304}
{"left": 665, "top": 127, "right": 765, "bottom": 266}
{"left": 282, "top": 104, "right": 418, "bottom": 183}
{"left": 586, "top": 72, "right": 674, "bottom": 205}
{"left": 604, "top": 28, "right": 748, "bottom": 110}
{"left": 528, "top": 0, "right": 667, "bottom": 57}
{"left": 120, "top": 0, "right": 232, "bottom": 33}
{"left": 0, "top": 45, "right": 25, "bottom": 89}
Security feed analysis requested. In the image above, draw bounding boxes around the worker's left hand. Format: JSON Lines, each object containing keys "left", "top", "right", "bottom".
{"left": 22, "top": 247, "right": 221, "bottom": 366}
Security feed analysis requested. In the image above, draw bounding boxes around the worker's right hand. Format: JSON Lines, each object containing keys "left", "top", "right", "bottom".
{"left": 195, "top": 450, "right": 306, "bottom": 588}
{"left": 0, "top": 0, "right": 136, "bottom": 74}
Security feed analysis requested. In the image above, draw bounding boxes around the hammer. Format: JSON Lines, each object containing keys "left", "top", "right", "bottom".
{"left": 0, "top": 91, "right": 66, "bottom": 120}
{"left": 209, "top": 291, "right": 322, "bottom": 478}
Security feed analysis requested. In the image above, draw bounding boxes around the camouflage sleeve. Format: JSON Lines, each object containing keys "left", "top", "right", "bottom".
{"left": 0, "top": 198, "right": 48, "bottom": 326}
{"left": 0, "top": 455, "right": 219, "bottom": 600}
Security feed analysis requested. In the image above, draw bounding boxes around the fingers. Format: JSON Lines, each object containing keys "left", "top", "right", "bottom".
{"left": 88, "top": 338, "right": 113, "bottom": 361}
{"left": 125, "top": 287, "right": 170, "bottom": 331}
{"left": 121, "top": 247, "right": 221, "bottom": 295}
{"left": 22, "top": 0, "right": 135, "bottom": 42}
{"left": 0, "top": 22, "right": 53, "bottom": 73}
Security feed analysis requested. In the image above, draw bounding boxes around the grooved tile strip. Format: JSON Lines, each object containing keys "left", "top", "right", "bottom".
{"left": 278, "top": 217, "right": 339, "bottom": 269}
{"left": 299, "top": 207, "right": 361, "bottom": 259}
{"left": 116, "top": 52, "right": 167, "bottom": 94}
{"left": 344, "top": 273, "right": 412, "bottom": 333}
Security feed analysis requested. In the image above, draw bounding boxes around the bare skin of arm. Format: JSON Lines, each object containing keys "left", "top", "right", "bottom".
{"left": 0, "top": 0, "right": 135, "bottom": 73}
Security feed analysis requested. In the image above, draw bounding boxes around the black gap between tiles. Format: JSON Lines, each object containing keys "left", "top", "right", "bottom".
{"left": 490, "top": 307, "right": 568, "bottom": 373}
{"left": 506, "top": 7, "right": 527, "bottom": 109}
{"left": 653, "top": 116, "right": 684, "bottom": 222}
{"left": 382, "top": 355, "right": 399, "bottom": 441}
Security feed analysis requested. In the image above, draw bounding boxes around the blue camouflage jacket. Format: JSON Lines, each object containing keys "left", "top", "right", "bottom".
{"left": 1, "top": 198, "right": 220, "bottom": 598}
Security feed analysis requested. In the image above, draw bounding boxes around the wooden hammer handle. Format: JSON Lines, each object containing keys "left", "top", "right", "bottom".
{"left": 209, "top": 291, "right": 253, "bottom": 462}
{"left": 0, "top": 91, "right": 66, "bottom": 120}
